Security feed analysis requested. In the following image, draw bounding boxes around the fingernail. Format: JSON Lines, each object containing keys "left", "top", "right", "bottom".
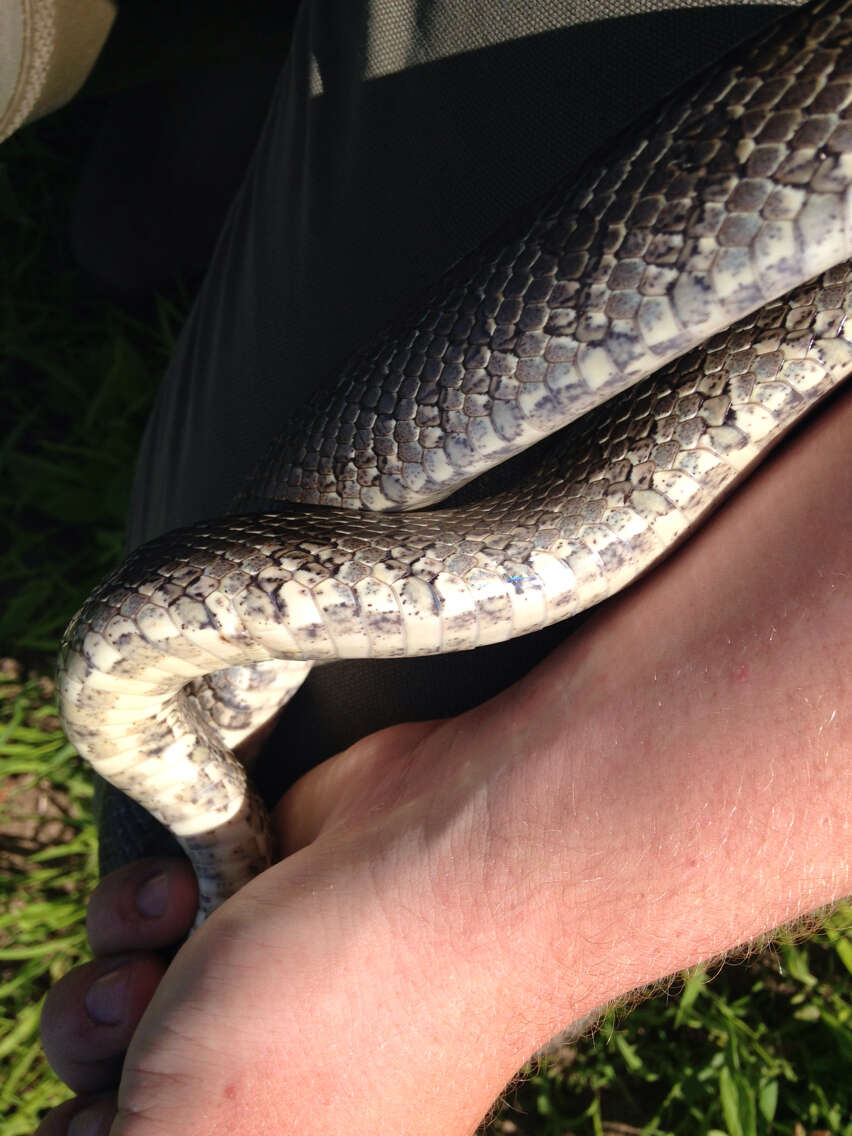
{"left": 85, "top": 966, "right": 128, "bottom": 1025}
{"left": 68, "top": 1103, "right": 110, "bottom": 1136}
{"left": 137, "top": 870, "right": 168, "bottom": 918}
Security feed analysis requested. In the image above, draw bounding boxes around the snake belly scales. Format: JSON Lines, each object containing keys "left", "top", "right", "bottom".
{"left": 58, "top": 0, "right": 852, "bottom": 924}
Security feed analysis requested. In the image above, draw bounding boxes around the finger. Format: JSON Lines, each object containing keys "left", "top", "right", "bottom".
{"left": 40, "top": 952, "right": 166, "bottom": 1093}
{"left": 34, "top": 1092, "right": 116, "bottom": 1136}
{"left": 86, "top": 857, "right": 197, "bottom": 955}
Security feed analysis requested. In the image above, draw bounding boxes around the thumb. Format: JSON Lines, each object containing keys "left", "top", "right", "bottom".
{"left": 271, "top": 718, "right": 441, "bottom": 857}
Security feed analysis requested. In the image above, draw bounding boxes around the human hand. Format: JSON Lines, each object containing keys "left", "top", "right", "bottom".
{"left": 38, "top": 390, "right": 851, "bottom": 1136}
{"left": 38, "top": 700, "right": 583, "bottom": 1136}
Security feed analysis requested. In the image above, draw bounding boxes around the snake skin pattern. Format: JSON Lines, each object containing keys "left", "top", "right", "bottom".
{"left": 59, "top": 0, "right": 852, "bottom": 922}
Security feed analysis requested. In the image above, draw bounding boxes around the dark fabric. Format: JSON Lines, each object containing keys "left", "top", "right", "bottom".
{"left": 95, "top": 0, "right": 801, "bottom": 871}
{"left": 72, "top": 58, "right": 283, "bottom": 295}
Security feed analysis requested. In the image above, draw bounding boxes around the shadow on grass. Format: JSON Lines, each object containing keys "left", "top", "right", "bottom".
{"left": 0, "top": 104, "right": 192, "bottom": 661}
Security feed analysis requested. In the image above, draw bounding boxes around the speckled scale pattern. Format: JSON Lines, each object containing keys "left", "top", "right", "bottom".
{"left": 64, "top": 265, "right": 852, "bottom": 679}
{"left": 249, "top": 0, "right": 852, "bottom": 514}
{"left": 58, "top": 0, "right": 852, "bottom": 921}
{"left": 60, "top": 257, "right": 852, "bottom": 917}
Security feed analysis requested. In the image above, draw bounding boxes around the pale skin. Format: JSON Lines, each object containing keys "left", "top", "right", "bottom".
{"left": 38, "top": 387, "right": 851, "bottom": 1136}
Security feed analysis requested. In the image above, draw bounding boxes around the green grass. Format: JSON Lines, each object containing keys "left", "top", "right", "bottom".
{"left": 0, "top": 105, "right": 850, "bottom": 1136}
{"left": 0, "top": 101, "right": 185, "bottom": 1133}
{"left": 0, "top": 664, "right": 98, "bottom": 1134}
{"left": 0, "top": 110, "right": 188, "bottom": 658}
{"left": 482, "top": 918, "right": 852, "bottom": 1135}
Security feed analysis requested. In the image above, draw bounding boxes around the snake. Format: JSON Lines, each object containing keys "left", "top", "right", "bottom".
{"left": 58, "top": 0, "right": 852, "bottom": 925}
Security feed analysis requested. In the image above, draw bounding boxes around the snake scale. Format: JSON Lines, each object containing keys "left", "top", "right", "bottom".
{"left": 58, "top": 0, "right": 852, "bottom": 924}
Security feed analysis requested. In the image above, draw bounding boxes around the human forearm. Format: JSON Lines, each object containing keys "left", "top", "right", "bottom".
{"left": 475, "top": 388, "right": 851, "bottom": 1047}
{"left": 38, "top": 393, "right": 849, "bottom": 1136}
{"left": 250, "top": 390, "right": 850, "bottom": 1134}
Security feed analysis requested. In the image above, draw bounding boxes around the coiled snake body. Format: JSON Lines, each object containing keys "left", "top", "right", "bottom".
{"left": 59, "top": 0, "right": 852, "bottom": 923}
